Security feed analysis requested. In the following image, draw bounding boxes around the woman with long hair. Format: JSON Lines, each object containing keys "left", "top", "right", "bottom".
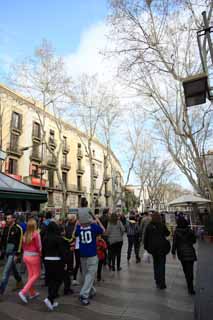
{"left": 107, "top": 213, "right": 125, "bottom": 271}
{"left": 18, "top": 218, "right": 41, "bottom": 303}
{"left": 144, "top": 212, "right": 170, "bottom": 290}
{"left": 42, "top": 221, "right": 65, "bottom": 311}
{"left": 172, "top": 216, "right": 197, "bottom": 295}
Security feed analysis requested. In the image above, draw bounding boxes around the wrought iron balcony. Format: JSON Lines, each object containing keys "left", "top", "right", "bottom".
{"left": 7, "top": 143, "right": 23, "bottom": 157}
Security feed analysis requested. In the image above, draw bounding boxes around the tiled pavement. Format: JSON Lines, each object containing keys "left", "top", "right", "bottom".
{"left": 0, "top": 240, "right": 194, "bottom": 320}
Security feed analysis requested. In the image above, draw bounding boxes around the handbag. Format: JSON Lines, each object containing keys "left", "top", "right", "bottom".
{"left": 142, "top": 250, "right": 151, "bottom": 263}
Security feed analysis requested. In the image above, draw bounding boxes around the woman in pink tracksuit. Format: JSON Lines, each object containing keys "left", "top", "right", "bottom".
{"left": 18, "top": 218, "right": 42, "bottom": 303}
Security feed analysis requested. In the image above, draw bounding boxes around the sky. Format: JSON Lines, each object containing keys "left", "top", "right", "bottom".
{"left": 0, "top": 0, "right": 192, "bottom": 190}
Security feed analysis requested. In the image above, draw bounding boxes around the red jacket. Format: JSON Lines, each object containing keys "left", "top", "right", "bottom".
{"left": 96, "top": 238, "right": 107, "bottom": 261}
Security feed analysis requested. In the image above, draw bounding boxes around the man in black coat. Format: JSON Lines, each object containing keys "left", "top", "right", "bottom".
{"left": 172, "top": 216, "right": 197, "bottom": 295}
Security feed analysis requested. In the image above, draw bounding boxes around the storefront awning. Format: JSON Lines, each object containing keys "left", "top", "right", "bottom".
{"left": 0, "top": 172, "right": 47, "bottom": 202}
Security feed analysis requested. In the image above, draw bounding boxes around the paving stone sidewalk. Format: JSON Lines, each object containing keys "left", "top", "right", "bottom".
{"left": 0, "top": 240, "right": 194, "bottom": 320}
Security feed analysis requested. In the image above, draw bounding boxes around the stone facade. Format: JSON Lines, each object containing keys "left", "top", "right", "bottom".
{"left": 0, "top": 83, "right": 123, "bottom": 212}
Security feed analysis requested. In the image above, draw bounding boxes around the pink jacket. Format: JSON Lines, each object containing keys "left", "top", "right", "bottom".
{"left": 23, "top": 231, "right": 42, "bottom": 255}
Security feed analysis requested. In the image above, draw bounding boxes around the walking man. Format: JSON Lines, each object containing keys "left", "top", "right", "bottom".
{"left": 0, "top": 213, "right": 23, "bottom": 295}
{"left": 75, "top": 211, "right": 105, "bottom": 305}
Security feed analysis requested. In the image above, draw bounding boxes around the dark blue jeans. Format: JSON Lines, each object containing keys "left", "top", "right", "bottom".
{"left": 0, "top": 253, "right": 22, "bottom": 294}
{"left": 127, "top": 236, "right": 140, "bottom": 260}
{"left": 152, "top": 254, "right": 166, "bottom": 287}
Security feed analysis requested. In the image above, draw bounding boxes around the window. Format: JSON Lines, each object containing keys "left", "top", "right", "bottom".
{"left": 62, "top": 154, "right": 67, "bottom": 165}
{"left": 48, "top": 170, "right": 54, "bottom": 188}
{"left": 10, "top": 133, "right": 19, "bottom": 149}
{"left": 33, "top": 122, "right": 41, "bottom": 138}
{"left": 8, "top": 158, "right": 18, "bottom": 174}
{"left": 32, "top": 142, "right": 39, "bottom": 156}
{"left": 62, "top": 172, "right": 67, "bottom": 188}
{"left": 77, "top": 175, "right": 81, "bottom": 189}
{"left": 11, "top": 112, "right": 21, "bottom": 130}
{"left": 31, "top": 164, "right": 39, "bottom": 177}
{"left": 49, "top": 129, "right": 55, "bottom": 143}
{"left": 78, "top": 143, "right": 81, "bottom": 148}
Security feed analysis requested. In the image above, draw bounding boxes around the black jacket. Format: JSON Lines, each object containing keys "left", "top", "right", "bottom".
{"left": 65, "top": 222, "right": 75, "bottom": 239}
{"left": 172, "top": 227, "right": 197, "bottom": 262}
{"left": 0, "top": 224, "right": 23, "bottom": 254}
{"left": 144, "top": 222, "right": 170, "bottom": 256}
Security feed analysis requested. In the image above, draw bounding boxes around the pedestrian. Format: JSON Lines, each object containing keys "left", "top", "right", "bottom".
{"left": 100, "top": 208, "right": 110, "bottom": 265}
{"left": 0, "top": 213, "right": 23, "bottom": 295}
{"left": 107, "top": 213, "right": 125, "bottom": 271}
{"left": 18, "top": 218, "right": 41, "bottom": 303}
{"left": 42, "top": 221, "right": 66, "bottom": 311}
{"left": 144, "top": 212, "right": 170, "bottom": 290}
{"left": 75, "top": 215, "right": 105, "bottom": 305}
{"left": 126, "top": 214, "right": 141, "bottom": 263}
{"left": 139, "top": 211, "right": 152, "bottom": 244}
{"left": 172, "top": 216, "right": 197, "bottom": 295}
{"left": 96, "top": 234, "right": 107, "bottom": 281}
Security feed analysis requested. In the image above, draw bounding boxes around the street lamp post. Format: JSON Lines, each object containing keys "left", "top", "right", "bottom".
{"left": 183, "top": 11, "right": 213, "bottom": 107}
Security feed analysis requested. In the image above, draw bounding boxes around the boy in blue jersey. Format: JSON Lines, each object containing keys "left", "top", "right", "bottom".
{"left": 75, "top": 215, "right": 105, "bottom": 305}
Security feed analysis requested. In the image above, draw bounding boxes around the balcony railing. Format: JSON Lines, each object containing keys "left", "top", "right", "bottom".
{"left": 104, "top": 174, "right": 111, "bottom": 181}
{"left": 61, "top": 160, "right": 71, "bottom": 171}
{"left": 30, "top": 150, "right": 42, "bottom": 162}
{"left": 76, "top": 185, "right": 87, "bottom": 193}
{"left": 62, "top": 143, "right": 70, "bottom": 154}
{"left": 23, "top": 176, "right": 47, "bottom": 187}
{"left": 32, "top": 133, "right": 41, "bottom": 142}
{"left": 105, "top": 191, "right": 112, "bottom": 197}
{"left": 77, "top": 149, "right": 83, "bottom": 159}
{"left": 6, "top": 143, "right": 23, "bottom": 157}
{"left": 76, "top": 165, "right": 85, "bottom": 175}
{"left": 48, "top": 138, "right": 57, "bottom": 148}
{"left": 46, "top": 156, "right": 57, "bottom": 167}
{"left": 92, "top": 169, "right": 99, "bottom": 178}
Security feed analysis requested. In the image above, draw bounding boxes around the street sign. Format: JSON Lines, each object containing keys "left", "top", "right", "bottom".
{"left": 0, "top": 150, "right": 7, "bottom": 161}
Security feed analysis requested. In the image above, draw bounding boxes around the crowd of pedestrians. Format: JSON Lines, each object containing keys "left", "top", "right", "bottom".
{"left": 0, "top": 202, "right": 197, "bottom": 312}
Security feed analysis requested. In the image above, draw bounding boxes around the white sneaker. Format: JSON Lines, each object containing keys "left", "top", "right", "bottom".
{"left": 18, "top": 291, "right": 28, "bottom": 304}
{"left": 53, "top": 301, "right": 59, "bottom": 308}
{"left": 29, "top": 292, "right": 40, "bottom": 300}
{"left": 44, "top": 298, "right": 53, "bottom": 311}
{"left": 72, "top": 280, "right": 80, "bottom": 286}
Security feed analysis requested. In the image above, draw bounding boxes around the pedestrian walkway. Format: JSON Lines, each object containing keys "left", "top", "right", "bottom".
{"left": 0, "top": 242, "right": 194, "bottom": 320}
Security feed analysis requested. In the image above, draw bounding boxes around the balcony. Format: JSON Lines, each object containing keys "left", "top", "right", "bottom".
{"left": 105, "top": 191, "right": 112, "bottom": 198}
{"left": 32, "top": 134, "right": 41, "bottom": 143}
{"left": 77, "top": 185, "right": 87, "bottom": 193}
{"left": 61, "top": 160, "right": 71, "bottom": 171}
{"left": 42, "top": 156, "right": 57, "bottom": 168}
{"left": 62, "top": 143, "right": 70, "bottom": 154}
{"left": 76, "top": 164, "right": 85, "bottom": 175}
{"left": 7, "top": 143, "right": 23, "bottom": 157}
{"left": 48, "top": 138, "right": 57, "bottom": 148}
{"left": 77, "top": 149, "right": 83, "bottom": 159}
{"left": 92, "top": 169, "right": 99, "bottom": 178}
{"left": 104, "top": 174, "right": 111, "bottom": 182}
{"left": 23, "top": 176, "right": 47, "bottom": 187}
{"left": 94, "top": 188, "right": 100, "bottom": 195}
{"left": 30, "top": 150, "right": 42, "bottom": 162}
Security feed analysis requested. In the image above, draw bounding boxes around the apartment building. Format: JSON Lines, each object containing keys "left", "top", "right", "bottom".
{"left": 0, "top": 83, "right": 123, "bottom": 212}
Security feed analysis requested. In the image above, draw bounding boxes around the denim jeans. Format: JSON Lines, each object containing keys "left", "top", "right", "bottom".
{"left": 80, "top": 256, "right": 98, "bottom": 299}
{"left": 152, "top": 254, "right": 166, "bottom": 287}
{"left": 127, "top": 236, "right": 140, "bottom": 260}
{"left": 0, "top": 254, "right": 22, "bottom": 294}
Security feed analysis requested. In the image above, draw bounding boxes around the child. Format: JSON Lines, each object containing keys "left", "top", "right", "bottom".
{"left": 96, "top": 235, "right": 107, "bottom": 281}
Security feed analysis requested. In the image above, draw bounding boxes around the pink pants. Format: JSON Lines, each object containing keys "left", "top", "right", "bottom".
{"left": 21, "top": 255, "right": 41, "bottom": 296}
